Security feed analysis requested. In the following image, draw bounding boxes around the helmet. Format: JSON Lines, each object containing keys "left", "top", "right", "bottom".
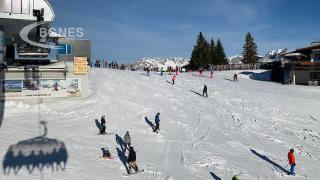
{"left": 290, "top": 148, "right": 294, "bottom": 152}
{"left": 232, "top": 175, "right": 239, "bottom": 180}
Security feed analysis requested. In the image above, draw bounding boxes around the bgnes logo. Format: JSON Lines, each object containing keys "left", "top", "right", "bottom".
{"left": 20, "top": 21, "right": 84, "bottom": 49}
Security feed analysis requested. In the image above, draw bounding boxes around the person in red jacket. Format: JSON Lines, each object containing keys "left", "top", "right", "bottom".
{"left": 172, "top": 75, "right": 176, "bottom": 85}
{"left": 288, "top": 148, "right": 296, "bottom": 175}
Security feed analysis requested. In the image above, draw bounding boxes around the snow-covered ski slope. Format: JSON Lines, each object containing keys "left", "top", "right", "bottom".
{"left": 1, "top": 69, "right": 319, "bottom": 180}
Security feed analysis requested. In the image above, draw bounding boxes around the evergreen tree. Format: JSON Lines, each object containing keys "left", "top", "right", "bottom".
{"left": 242, "top": 32, "right": 258, "bottom": 64}
{"left": 189, "top": 32, "right": 210, "bottom": 70}
{"left": 209, "top": 38, "right": 216, "bottom": 65}
{"left": 215, "top": 39, "right": 228, "bottom": 65}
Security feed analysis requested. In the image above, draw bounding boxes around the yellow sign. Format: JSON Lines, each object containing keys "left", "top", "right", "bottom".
{"left": 74, "top": 57, "right": 88, "bottom": 74}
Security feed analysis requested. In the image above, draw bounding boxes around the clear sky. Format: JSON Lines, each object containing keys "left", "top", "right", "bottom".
{"left": 50, "top": 0, "right": 320, "bottom": 63}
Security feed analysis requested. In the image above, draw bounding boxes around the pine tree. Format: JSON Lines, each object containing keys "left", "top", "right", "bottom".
{"left": 242, "top": 32, "right": 258, "bottom": 64}
{"left": 215, "top": 39, "right": 228, "bottom": 65}
{"left": 209, "top": 38, "right": 216, "bottom": 65}
{"left": 189, "top": 32, "right": 210, "bottom": 70}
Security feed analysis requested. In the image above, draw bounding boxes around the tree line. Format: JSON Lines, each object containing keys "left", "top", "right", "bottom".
{"left": 187, "top": 32, "right": 258, "bottom": 70}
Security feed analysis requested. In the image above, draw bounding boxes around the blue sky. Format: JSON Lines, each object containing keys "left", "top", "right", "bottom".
{"left": 50, "top": 0, "right": 320, "bottom": 63}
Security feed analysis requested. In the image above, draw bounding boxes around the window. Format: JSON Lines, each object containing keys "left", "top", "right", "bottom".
{"left": 310, "top": 72, "right": 320, "bottom": 80}
{"left": 313, "top": 50, "right": 320, "bottom": 62}
{"left": 0, "top": 0, "right": 11, "bottom": 12}
{"left": 0, "top": 0, "right": 30, "bottom": 14}
{"left": 21, "top": 0, "right": 29, "bottom": 14}
{"left": 12, "top": 0, "right": 22, "bottom": 14}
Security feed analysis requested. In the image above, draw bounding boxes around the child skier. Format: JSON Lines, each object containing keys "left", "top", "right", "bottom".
{"left": 288, "top": 148, "right": 296, "bottom": 175}
{"left": 172, "top": 75, "right": 176, "bottom": 85}
{"left": 100, "top": 115, "right": 106, "bottom": 134}
{"left": 101, "top": 147, "right": 112, "bottom": 159}
{"left": 123, "top": 131, "right": 131, "bottom": 152}
{"left": 128, "top": 147, "right": 139, "bottom": 174}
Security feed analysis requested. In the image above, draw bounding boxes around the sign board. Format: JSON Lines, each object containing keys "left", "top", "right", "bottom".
{"left": 74, "top": 57, "right": 88, "bottom": 74}
{"left": 0, "top": 79, "right": 81, "bottom": 100}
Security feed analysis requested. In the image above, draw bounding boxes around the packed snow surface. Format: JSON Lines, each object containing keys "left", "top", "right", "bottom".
{"left": 0, "top": 69, "right": 319, "bottom": 180}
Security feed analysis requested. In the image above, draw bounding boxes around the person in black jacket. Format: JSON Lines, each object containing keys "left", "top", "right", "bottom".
{"left": 128, "top": 147, "right": 139, "bottom": 174}
{"left": 100, "top": 115, "right": 106, "bottom": 134}
{"left": 203, "top": 84, "right": 208, "bottom": 97}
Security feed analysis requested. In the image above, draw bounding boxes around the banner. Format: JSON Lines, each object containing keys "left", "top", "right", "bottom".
{"left": 0, "top": 78, "right": 81, "bottom": 99}
{"left": 74, "top": 57, "right": 88, "bottom": 75}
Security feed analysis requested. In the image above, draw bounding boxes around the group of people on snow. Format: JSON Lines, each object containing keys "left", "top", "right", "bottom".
{"left": 98, "top": 115, "right": 140, "bottom": 175}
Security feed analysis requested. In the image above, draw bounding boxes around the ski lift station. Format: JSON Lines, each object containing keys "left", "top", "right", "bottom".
{"left": 0, "top": 0, "right": 91, "bottom": 100}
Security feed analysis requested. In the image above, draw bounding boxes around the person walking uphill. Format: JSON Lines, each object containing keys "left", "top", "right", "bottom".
{"left": 128, "top": 147, "right": 139, "bottom": 174}
{"left": 123, "top": 131, "right": 131, "bottom": 152}
{"left": 203, "top": 84, "right": 208, "bottom": 97}
{"left": 172, "top": 75, "right": 176, "bottom": 85}
{"left": 154, "top": 112, "right": 160, "bottom": 132}
{"left": 288, "top": 148, "right": 296, "bottom": 175}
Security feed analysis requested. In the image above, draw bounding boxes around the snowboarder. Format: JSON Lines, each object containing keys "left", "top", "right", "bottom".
{"left": 232, "top": 175, "right": 240, "bottom": 180}
{"left": 100, "top": 115, "right": 106, "bottom": 134}
{"left": 233, "top": 74, "right": 238, "bottom": 82}
{"left": 172, "top": 75, "right": 176, "bottom": 85}
{"left": 203, "top": 84, "right": 208, "bottom": 97}
{"left": 288, "top": 148, "right": 296, "bottom": 175}
{"left": 123, "top": 131, "right": 131, "bottom": 152}
{"left": 101, "top": 147, "right": 112, "bottom": 159}
{"left": 154, "top": 112, "right": 160, "bottom": 132}
{"left": 128, "top": 147, "right": 139, "bottom": 174}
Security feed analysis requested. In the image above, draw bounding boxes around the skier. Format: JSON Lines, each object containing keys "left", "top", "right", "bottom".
{"left": 175, "top": 66, "right": 179, "bottom": 75}
{"left": 160, "top": 67, "right": 164, "bottom": 76}
{"left": 233, "top": 74, "right": 238, "bottom": 82}
{"left": 288, "top": 148, "right": 296, "bottom": 175}
{"left": 53, "top": 82, "right": 59, "bottom": 91}
{"left": 210, "top": 70, "right": 214, "bottom": 78}
{"left": 172, "top": 75, "right": 176, "bottom": 85}
{"left": 154, "top": 112, "right": 160, "bottom": 132}
{"left": 199, "top": 68, "right": 203, "bottom": 77}
{"left": 101, "top": 147, "right": 112, "bottom": 159}
{"left": 100, "top": 115, "right": 106, "bottom": 134}
{"left": 146, "top": 67, "right": 150, "bottom": 76}
{"left": 123, "top": 131, "right": 131, "bottom": 152}
{"left": 128, "top": 147, "right": 139, "bottom": 174}
{"left": 203, "top": 84, "right": 208, "bottom": 97}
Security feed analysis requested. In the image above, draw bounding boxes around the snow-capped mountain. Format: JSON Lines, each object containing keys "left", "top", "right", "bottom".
{"left": 227, "top": 49, "right": 288, "bottom": 64}
{"left": 227, "top": 55, "right": 243, "bottom": 64}
{"left": 264, "top": 49, "right": 288, "bottom": 62}
{"left": 134, "top": 57, "right": 190, "bottom": 70}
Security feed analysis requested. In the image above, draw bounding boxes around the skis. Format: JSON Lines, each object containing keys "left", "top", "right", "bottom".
{"left": 122, "top": 169, "right": 144, "bottom": 176}
{"left": 96, "top": 132, "right": 114, "bottom": 135}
